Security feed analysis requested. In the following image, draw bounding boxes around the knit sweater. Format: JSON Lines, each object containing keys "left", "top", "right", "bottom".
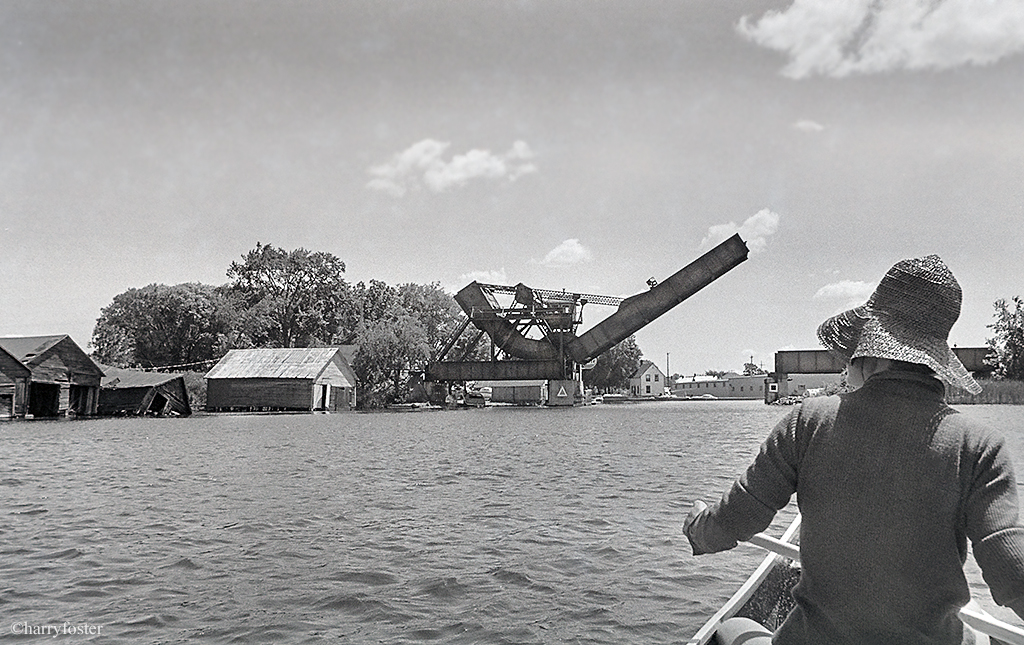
{"left": 686, "top": 370, "right": 1024, "bottom": 645}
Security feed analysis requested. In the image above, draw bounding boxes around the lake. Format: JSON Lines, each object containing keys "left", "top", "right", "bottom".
{"left": 1, "top": 401, "right": 1022, "bottom": 643}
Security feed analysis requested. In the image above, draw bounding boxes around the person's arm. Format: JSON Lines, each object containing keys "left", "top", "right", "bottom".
{"left": 684, "top": 406, "right": 802, "bottom": 555}
{"left": 964, "top": 428, "right": 1024, "bottom": 621}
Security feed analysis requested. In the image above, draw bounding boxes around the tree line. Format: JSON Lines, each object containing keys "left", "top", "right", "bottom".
{"left": 91, "top": 243, "right": 646, "bottom": 408}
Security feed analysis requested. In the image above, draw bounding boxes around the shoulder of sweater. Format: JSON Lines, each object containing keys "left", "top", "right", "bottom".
{"left": 797, "top": 393, "right": 841, "bottom": 420}
{"left": 939, "top": 409, "right": 1005, "bottom": 453}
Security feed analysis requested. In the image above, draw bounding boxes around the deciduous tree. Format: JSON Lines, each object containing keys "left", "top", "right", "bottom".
{"left": 227, "top": 243, "right": 347, "bottom": 347}
{"left": 91, "top": 283, "right": 237, "bottom": 368}
{"left": 351, "top": 312, "right": 432, "bottom": 408}
{"left": 987, "top": 296, "right": 1024, "bottom": 380}
{"left": 582, "top": 335, "right": 643, "bottom": 393}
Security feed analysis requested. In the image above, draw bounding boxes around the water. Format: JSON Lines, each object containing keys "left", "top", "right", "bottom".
{"left": 1, "top": 401, "right": 1021, "bottom": 644}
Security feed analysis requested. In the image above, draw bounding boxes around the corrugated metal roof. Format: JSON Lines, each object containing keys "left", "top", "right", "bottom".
{"left": 205, "top": 347, "right": 352, "bottom": 380}
{"left": 99, "top": 364, "right": 184, "bottom": 389}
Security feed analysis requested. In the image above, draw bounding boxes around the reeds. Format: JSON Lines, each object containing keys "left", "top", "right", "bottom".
{"left": 948, "top": 379, "right": 1024, "bottom": 405}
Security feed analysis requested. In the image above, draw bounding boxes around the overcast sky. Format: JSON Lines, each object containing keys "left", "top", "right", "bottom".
{"left": 2, "top": 0, "right": 1022, "bottom": 376}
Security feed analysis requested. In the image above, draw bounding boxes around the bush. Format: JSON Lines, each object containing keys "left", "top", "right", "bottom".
{"left": 182, "top": 372, "right": 208, "bottom": 410}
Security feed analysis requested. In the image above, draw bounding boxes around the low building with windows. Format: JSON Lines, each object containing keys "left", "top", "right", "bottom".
{"left": 671, "top": 372, "right": 770, "bottom": 400}
{"left": 629, "top": 360, "right": 666, "bottom": 397}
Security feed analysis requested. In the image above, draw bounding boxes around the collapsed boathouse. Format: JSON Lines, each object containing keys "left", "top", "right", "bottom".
{"left": 98, "top": 365, "right": 192, "bottom": 417}
{"left": 0, "top": 335, "right": 104, "bottom": 417}
{"left": 205, "top": 346, "right": 357, "bottom": 412}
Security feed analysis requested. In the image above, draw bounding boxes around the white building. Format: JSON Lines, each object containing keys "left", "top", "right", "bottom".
{"left": 671, "top": 372, "right": 768, "bottom": 400}
{"left": 629, "top": 360, "right": 667, "bottom": 397}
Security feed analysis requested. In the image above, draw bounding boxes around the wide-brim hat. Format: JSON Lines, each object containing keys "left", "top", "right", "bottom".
{"left": 817, "top": 255, "right": 981, "bottom": 394}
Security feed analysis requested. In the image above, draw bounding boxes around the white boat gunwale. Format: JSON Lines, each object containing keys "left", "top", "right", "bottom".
{"left": 689, "top": 513, "right": 1024, "bottom": 645}
{"left": 687, "top": 514, "right": 801, "bottom": 645}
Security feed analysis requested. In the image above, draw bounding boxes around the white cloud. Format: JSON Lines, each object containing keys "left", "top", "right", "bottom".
{"left": 738, "top": 0, "right": 1024, "bottom": 79}
{"left": 794, "top": 119, "right": 825, "bottom": 132}
{"left": 814, "top": 279, "right": 877, "bottom": 311}
{"left": 813, "top": 279, "right": 876, "bottom": 300}
{"left": 456, "top": 268, "right": 509, "bottom": 286}
{"left": 367, "top": 139, "right": 537, "bottom": 197}
{"left": 537, "top": 239, "right": 593, "bottom": 268}
{"left": 699, "top": 208, "right": 780, "bottom": 255}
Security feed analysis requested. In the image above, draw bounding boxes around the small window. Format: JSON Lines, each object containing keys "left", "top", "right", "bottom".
{"left": 654, "top": 374, "right": 660, "bottom": 382}
{"left": 645, "top": 385, "right": 651, "bottom": 394}
{"left": 646, "top": 374, "right": 651, "bottom": 382}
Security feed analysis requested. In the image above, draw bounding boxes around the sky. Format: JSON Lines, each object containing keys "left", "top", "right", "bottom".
{"left": 2, "top": 0, "right": 1023, "bottom": 377}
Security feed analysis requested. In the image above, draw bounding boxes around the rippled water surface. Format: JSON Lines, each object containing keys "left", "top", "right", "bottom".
{"left": 2, "top": 401, "right": 1022, "bottom": 643}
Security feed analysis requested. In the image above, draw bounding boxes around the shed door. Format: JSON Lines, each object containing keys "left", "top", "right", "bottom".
{"left": 29, "top": 383, "right": 61, "bottom": 417}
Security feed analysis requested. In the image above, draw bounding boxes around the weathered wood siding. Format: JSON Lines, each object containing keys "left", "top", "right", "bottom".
{"left": 97, "top": 379, "right": 191, "bottom": 417}
{"left": 207, "top": 377, "right": 315, "bottom": 411}
{"left": 0, "top": 351, "right": 30, "bottom": 419}
{"left": 30, "top": 340, "right": 102, "bottom": 387}
{"left": 316, "top": 355, "right": 356, "bottom": 411}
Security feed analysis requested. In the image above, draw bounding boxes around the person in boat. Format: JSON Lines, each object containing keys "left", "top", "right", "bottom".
{"left": 683, "top": 255, "right": 1024, "bottom": 645}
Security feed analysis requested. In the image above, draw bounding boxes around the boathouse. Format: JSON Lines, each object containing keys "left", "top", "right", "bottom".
{"left": 205, "top": 346, "right": 357, "bottom": 412}
{"left": 98, "top": 365, "right": 192, "bottom": 417}
{"left": 0, "top": 335, "right": 104, "bottom": 417}
{"left": 0, "top": 345, "right": 31, "bottom": 419}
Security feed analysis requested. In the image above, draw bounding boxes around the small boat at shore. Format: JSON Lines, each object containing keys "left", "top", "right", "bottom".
{"left": 688, "top": 515, "right": 1024, "bottom": 645}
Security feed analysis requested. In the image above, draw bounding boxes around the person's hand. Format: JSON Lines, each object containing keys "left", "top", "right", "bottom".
{"left": 682, "top": 500, "right": 708, "bottom": 534}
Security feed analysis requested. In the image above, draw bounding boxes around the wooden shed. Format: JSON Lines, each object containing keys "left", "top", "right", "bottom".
{"left": 0, "top": 335, "right": 104, "bottom": 417}
{"left": 98, "top": 365, "right": 192, "bottom": 417}
{"left": 205, "top": 346, "right": 357, "bottom": 412}
{"left": 0, "top": 345, "right": 31, "bottom": 420}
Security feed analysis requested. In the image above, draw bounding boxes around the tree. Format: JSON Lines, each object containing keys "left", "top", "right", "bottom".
{"left": 91, "top": 283, "right": 237, "bottom": 368}
{"left": 987, "top": 296, "right": 1024, "bottom": 380}
{"left": 397, "top": 282, "right": 463, "bottom": 350}
{"left": 227, "top": 243, "right": 347, "bottom": 347}
{"left": 352, "top": 312, "right": 432, "bottom": 408}
{"left": 743, "top": 362, "right": 767, "bottom": 376}
{"left": 340, "top": 280, "right": 456, "bottom": 408}
{"left": 582, "top": 335, "right": 643, "bottom": 393}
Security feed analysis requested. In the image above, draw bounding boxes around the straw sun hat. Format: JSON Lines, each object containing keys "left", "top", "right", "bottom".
{"left": 816, "top": 254, "right": 982, "bottom": 394}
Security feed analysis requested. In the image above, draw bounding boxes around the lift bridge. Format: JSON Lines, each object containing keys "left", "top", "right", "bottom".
{"left": 425, "top": 234, "right": 749, "bottom": 405}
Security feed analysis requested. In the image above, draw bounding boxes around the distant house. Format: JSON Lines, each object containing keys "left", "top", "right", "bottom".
{"left": 0, "top": 345, "right": 31, "bottom": 419}
{"left": 629, "top": 360, "right": 666, "bottom": 397}
{"left": 98, "top": 365, "right": 192, "bottom": 417}
{"left": 0, "top": 335, "right": 104, "bottom": 417}
{"left": 205, "top": 346, "right": 357, "bottom": 412}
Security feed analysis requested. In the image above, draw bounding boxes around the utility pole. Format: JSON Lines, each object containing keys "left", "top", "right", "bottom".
{"left": 666, "top": 353, "right": 670, "bottom": 394}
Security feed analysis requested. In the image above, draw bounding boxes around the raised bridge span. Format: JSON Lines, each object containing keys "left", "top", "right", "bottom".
{"left": 767, "top": 347, "right": 994, "bottom": 402}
